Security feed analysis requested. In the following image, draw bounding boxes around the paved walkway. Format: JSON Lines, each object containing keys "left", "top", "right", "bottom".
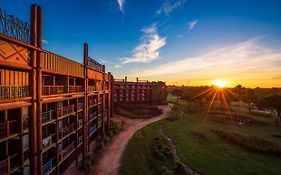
{"left": 91, "top": 104, "right": 172, "bottom": 175}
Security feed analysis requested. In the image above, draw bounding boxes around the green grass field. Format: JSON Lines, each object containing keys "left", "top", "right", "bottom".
{"left": 120, "top": 96, "right": 281, "bottom": 175}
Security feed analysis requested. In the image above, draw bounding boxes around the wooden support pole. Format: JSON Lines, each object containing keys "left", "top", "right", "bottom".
{"left": 83, "top": 43, "right": 89, "bottom": 167}
{"left": 29, "top": 4, "right": 38, "bottom": 175}
{"left": 36, "top": 5, "right": 43, "bottom": 175}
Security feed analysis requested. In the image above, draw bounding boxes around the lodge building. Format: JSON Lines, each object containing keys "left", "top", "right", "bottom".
{"left": 0, "top": 5, "right": 113, "bottom": 175}
{"left": 113, "top": 77, "right": 168, "bottom": 105}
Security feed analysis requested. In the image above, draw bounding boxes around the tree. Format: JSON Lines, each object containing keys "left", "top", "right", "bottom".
{"left": 171, "top": 89, "right": 183, "bottom": 100}
{"left": 258, "top": 95, "right": 281, "bottom": 127}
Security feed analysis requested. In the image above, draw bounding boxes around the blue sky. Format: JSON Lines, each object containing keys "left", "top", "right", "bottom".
{"left": 1, "top": 0, "right": 281, "bottom": 87}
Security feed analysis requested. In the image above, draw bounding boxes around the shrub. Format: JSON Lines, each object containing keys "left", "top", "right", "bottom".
{"left": 153, "top": 137, "right": 173, "bottom": 160}
{"left": 211, "top": 129, "right": 281, "bottom": 157}
{"left": 166, "top": 109, "right": 182, "bottom": 121}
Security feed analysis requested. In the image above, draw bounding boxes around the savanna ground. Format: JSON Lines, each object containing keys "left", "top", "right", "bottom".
{"left": 120, "top": 95, "right": 281, "bottom": 175}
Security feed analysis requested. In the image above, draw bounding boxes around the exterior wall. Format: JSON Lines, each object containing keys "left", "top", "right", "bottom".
{"left": 0, "top": 5, "right": 113, "bottom": 175}
{"left": 113, "top": 78, "right": 167, "bottom": 105}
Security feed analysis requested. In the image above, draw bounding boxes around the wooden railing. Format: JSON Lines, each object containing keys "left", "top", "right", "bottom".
{"left": 42, "top": 85, "right": 66, "bottom": 95}
{"left": 0, "top": 153, "right": 19, "bottom": 174}
{"left": 0, "top": 85, "right": 29, "bottom": 99}
{"left": 57, "top": 105, "right": 75, "bottom": 118}
{"left": 43, "top": 157, "right": 55, "bottom": 175}
{"left": 58, "top": 123, "right": 75, "bottom": 140}
{"left": 42, "top": 134, "right": 55, "bottom": 149}
{"left": 77, "top": 103, "right": 83, "bottom": 111}
{"left": 59, "top": 143, "right": 75, "bottom": 161}
{"left": 89, "top": 124, "right": 97, "bottom": 135}
{"left": 42, "top": 110, "right": 55, "bottom": 124}
{"left": 0, "top": 120, "right": 18, "bottom": 139}
{"left": 0, "top": 156, "right": 10, "bottom": 174}
{"left": 89, "top": 112, "right": 97, "bottom": 120}
{"left": 89, "top": 99, "right": 97, "bottom": 107}
{"left": 88, "top": 86, "right": 96, "bottom": 92}
{"left": 69, "top": 86, "right": 83, "bottom": 93}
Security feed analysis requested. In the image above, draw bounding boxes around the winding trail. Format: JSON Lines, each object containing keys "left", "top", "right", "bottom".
{"left": 90, "top": 104, "right": 173, "bottom": 175}
{"left": 159, "top": 126, "right": 201, "bottom": 175}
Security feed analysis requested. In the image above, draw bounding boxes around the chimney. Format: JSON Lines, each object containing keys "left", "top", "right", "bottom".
{"left": 136, "top": 77, "right": 139, "bottom": 82}
{"left": 125, "top": 76, "right": 127, "bottom": 82}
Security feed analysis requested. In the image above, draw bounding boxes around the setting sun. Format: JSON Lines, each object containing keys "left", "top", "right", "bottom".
{"left": 212, "top": 79, "right": 227, "bottom": 88}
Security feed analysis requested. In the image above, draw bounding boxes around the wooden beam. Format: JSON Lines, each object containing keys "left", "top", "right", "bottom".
{"left": 29, "top": 4, "right": 38, "bottom": 175}
{"left": 36, "top": 5, "right": 43, "bottom": 175}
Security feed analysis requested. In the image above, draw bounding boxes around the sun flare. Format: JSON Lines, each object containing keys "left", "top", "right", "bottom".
{"left": 212, "top": 79, "right": 227, "bottom": 88}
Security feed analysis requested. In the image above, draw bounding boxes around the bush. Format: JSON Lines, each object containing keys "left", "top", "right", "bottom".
{"left": 114, "top": 104, "right": 163, "bottom": 118}
{"left": 110, "top": 118, "right": 123, "bottom": 135}
{"left": 212, "top": 129, "right": 281, "bottom": 157}
{"left": 153, "top": 137, "right": 173, "bottom": 160}
{"left": 159, "top": 166, "right": 173, "bottom": 175}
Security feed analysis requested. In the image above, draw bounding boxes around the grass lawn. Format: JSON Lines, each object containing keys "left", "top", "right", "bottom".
{"left": 120, "top": 96, "right": 281, "bottom": 175}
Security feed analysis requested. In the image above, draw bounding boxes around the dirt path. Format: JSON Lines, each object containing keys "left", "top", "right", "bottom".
{"left": 91, "top": 104, "right": 173, "bottom": 175}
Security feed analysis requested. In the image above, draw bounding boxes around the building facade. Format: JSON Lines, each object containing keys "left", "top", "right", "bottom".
{"left": 0, "top": 5, "right": 113, "bottom": 175}
{"left": 113, "top": 77, "right": 168, "bottom": 105}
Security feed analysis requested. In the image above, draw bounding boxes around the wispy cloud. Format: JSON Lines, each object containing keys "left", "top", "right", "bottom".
{"left": 42, "top": 39, "right": 48, "bottom": 44}
{"left": 188, "top": 20, "right": 198, "bottom": 30}
{"left": 131, "top": 38, "right": 281, "bottom": 80}
{"left": 115, "top": 64, "right": 122, "bottom": 68}
{"left": 118, "top": 24, "right": 166, "bottom": 66}
{"left": 117, "top": 0, "right": 125, "bottom": 12}
{"left": 157, "top": 0, "right": 186, "bottom": 16}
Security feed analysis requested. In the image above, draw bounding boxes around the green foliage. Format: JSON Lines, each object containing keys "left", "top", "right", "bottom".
{"left": 211, "top": 129, "right": 281, "bottom": 157}
{"left": 110, "top": 118, "right": 123, "bottom": 135}
{"left": 114, "top": 104, "right": 162, "bottom": 119}
{"left": 153, "top": 137, "right": 173, "bottom": 160}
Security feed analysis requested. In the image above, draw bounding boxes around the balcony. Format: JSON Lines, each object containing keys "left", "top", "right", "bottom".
{"left": 42, "top": 85, "right": 66, "bottom": 95}
{"left": 42, "top": 134, "right": 55, "bottom": 150}
{"left": 69, "top": 86, "right": 83, "bottom": 93}
{"left": 58, "top": 142, "right": 75, "bottom": 162}
{"left": 88, "top": 86, "right": 96, "bottom": 92}
{"left": 58, "top": 123, "right": 75, "bottom": 140}
{"left": 89, "top": 99, "right": 97, "bottom": 107}
{"left": 0, "top": 157, "right": 10, "bottom": 174}
{"left": 23, "top": 118, "right": 29, "bottom": 130}
{"left": 0, "top": 120, "right": 17, "bottom": 139}
{"left": 0, "top": 85, "right": 29, "bottom": 99}
{"left": 89, "top": 124, "right": 97, "bottom": 135}
{"left": 98, "top": 117, "right": 103, "bottom": 128}
{"left": 78, "top": 119, "right": 83, "bottom": 129}
{"left": 57, "top": 105, "right": 75, "bottom": 118}
{"left": 0, "top": 154, "right": 18, "bottom": 175}
{"left": 42, "top": 110, "right": 55, "bottom": 124}
{"left": 77, "top": 103, "right": 83, "bottom": 112}
{"left": 89, "top": 112, "right": 97, "bottom": 120}
{"left": 43, "top": 158, "right": 55, "bottom": 175}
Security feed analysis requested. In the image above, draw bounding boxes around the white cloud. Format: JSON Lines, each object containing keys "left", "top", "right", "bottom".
{"left": 42, "top": 39, "right": 48, "bottom": 44}
{"left": 131, "top": 38, "right": 281, "bottom": 79}
{"left": 188, "top": 20, "right": 198, "bottom": 30}
{"left": 117, "top": 0, "right": 125, "bottom": 12}
{"left": 115, "top": 64, "right": 122, "bottom": 68}
{"left": 120, "top": 24, "right": 166, "bottom": 64}
{"left": 157, "top": 0, "right": 186, "bottom": 16}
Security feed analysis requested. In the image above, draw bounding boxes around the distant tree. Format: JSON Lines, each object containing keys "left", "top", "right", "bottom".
{"left": 258, "top": 95, "right": 281, "bottom": 127}
{"left": 245, "top": 89, "right": 258, "bottom": 112}
{"left": 171, "top": 89, "right": 183, "bottom": 100}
